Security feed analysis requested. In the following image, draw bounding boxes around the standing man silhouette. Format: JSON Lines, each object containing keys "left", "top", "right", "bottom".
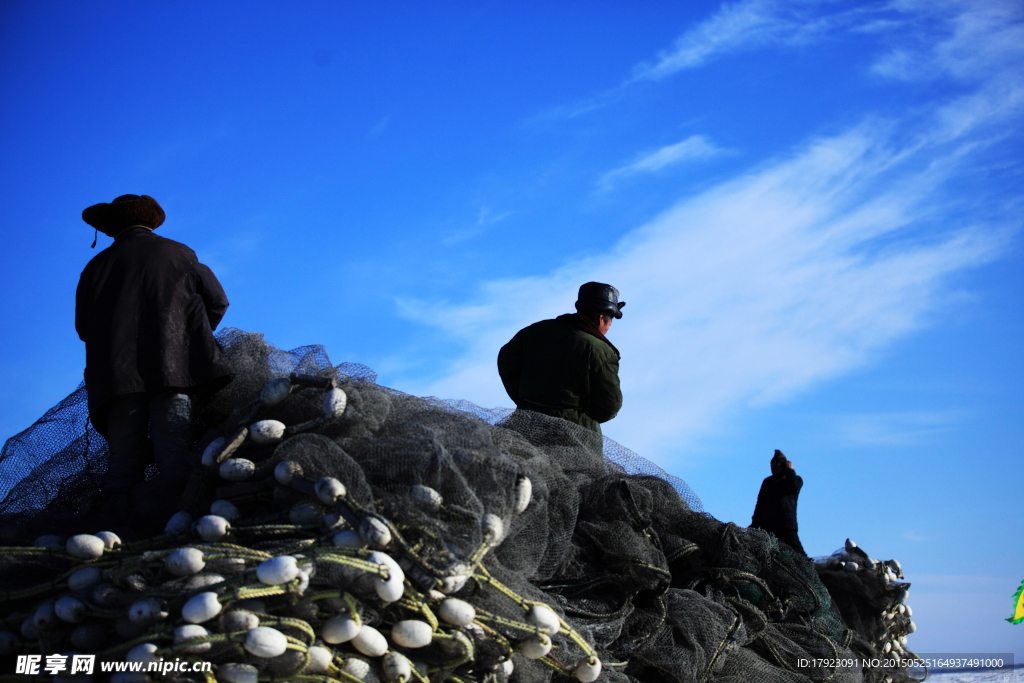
{"left": 77, "top": 194, "right": 232, "bottom": 533}
{"left": 751, "top": 449, "right": 807, "bottom": 556}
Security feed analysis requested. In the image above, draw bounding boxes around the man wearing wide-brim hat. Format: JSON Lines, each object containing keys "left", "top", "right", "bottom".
{"left": 77, "top": 194, "right": 233, "bottom": 533}
{"left": 497, "top": 282, "right": 624, "bottom": 435}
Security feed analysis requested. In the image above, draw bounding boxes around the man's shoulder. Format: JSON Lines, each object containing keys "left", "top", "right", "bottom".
{"left": 124, "top": 230, "right": 199, "bottom": 263}
{"left": 525, "top": 317, "right": 601, "bottom": 343}
{"left": 146, "top": 231, "right": 195, "bottom": 255}
{"left": 567, "top": 324, "right": 616, "bottom": 359}
{"left": 516, "top": 317, "right": 614, "bottom": 355}
{"left": 518, "top": 317, "right": 571, "bottom": 336}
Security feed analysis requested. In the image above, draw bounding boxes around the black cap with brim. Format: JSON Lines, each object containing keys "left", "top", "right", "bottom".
{"left": 575, "top": 281, "right": 626, "bottom": 319}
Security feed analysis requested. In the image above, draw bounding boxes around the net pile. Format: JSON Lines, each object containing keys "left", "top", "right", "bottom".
{"left": 815, "top": 543, "right": 920, "bottom": 682}
{"left": 0, "top": 330, "right": 921, "bottom": 683}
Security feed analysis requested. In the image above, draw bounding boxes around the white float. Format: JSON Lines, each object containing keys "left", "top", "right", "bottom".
{"left": 129, "top": 597, "right": 168, "bottom": 625}
{"left": 54, "top": 596, "right": 86, "bottom": 624}
{"left": 274, "top": 460, "right": 303, "bottom": 485}
{"left": 256, "top": 556, "right": 300, "bottom": 586}
{"left": 260, "top": 378, "right": 292, "bottom": 406}
{"left": 359, "top": 517, "right": 392, "bottom": 549}
{"left": 352, "top": 625, "right": 388, "bottom": 657}
{"left": 201, "top": 437, "right": 227, "bottom": 467}
{"left": 316, "top": 476, "right": 347, "bottom": 505}
{"left": 95, "top": 531, "right": 122, "bottom": 549}
{"left": 519, "top": 633, "right": 552, "bottom": 659}
{"left": 322, "top": 614, "right": 361, "bottom": 644}
{"left": 439, "top": 598, "right": 475, "bottom": 627}
{"left": 174, "top": 624, "right": 211, "bottom": 653}
{"left": 211, "top": 499, "right": 241, "bottom": 521}
{"left": 514, "top": 476, "right": 532, "bottom": 514}
{"left": 68, "top": 567, "right": 103, "bottom": 592}
{"left": 391, "top": 620, "right": 432, "bottom": 648}
{"left": 164, "top": 511, "right": 193, "bottom": 534}
{"left": 409, "top": 485, "right": 443, "bottom": 511}
{"left": 195, "top": 515, "right": 231, "bottom": 541}
{"left": 323, "top": 387, "right": 348, "bottom": 418}
{"left": 527, "top": 604, "right": 560, "bottom": 635}
{"left": 182, "top": 592, "right": 222, "bottom": 624}
{"left": 219, "top": 458, "right": 255, "bottom": 482}
{"left": 244, "top": 626, "right": 288, "bottom": 658}
{"left": 66, "top": 534, "right": 105, "bottom": 559}
{"left": 250, "top": 420, "right": 286, "bottom": 444}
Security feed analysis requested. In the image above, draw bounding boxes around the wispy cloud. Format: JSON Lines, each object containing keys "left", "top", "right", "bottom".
{"left": 441, "top": 207, "right": 512, "bottom": 246}
{"left": 394, "top": 0, "right": 1021, "bottom": 462}
{"left": 631, "top": 0, "right": 795, "bottom": 81}
{"left": 827, "top": 410, "right": 963, "bottom": 446}
{"left": 398, "top": 116, "right": 1012, "bottom": 457}
{"left": 871, "top": 0, "right": 1024, "bottom": 83}
{"left": 538, "top": 0, "right": 811, "bottom": 119}
{"left": 534, "top": 0, "right": 836, "bottom": 121}
{"left": 598, "top": 135, "right": 727, "bottom": 191}
{"left": 546, "top": 0, "right": 1023, "bottom": 122}
{"left": 870, "top": 0, "right": 1024, "bottom": 143}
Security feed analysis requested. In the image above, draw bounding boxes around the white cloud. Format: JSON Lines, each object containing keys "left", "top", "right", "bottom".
{"left": 396, "top": 119, "right": 1011, "bottom": 459}
{"left": 598, "top": 135, "right": 726, "bottom": 190}
{"left": 542, "top": 0, "right": 1023, "bottom": 125}
{"left": 629, "top": 0, "right": 843, "bottom": 82}
{"left": 441, "top": 207, "right": 512, "bottom": 245}
{"left": 826, "top": 410, "right": 963, "bottom": 446}
{"left": 632, "top": 0, "right": 782, "bottom": 80}
{"left": 633, "top": 0, "right": 1023, "bottom": 85}
{"left": 536, "top": 0, "right": 828, "bottom": 119}
{"left": 393, "top": 0, "right": 1021, "bottom": 465}
{"left": 871, "top": 0, "right": 1024, "bottom": 143}
{"left": 637, "top": 0, "right": 1024, "bottom": 88}
{"left": 872, "top": 0, "right": 1024, "bottom": 84}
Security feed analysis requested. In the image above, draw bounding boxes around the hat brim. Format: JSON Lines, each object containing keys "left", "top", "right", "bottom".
{"left": 82, "top": 195, "right": 165, "bottom": 236}
{"left": 576, "top": 301, "right": 625, "bottom": 319}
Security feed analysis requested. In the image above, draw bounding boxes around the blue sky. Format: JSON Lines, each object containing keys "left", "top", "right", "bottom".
{"left": 1, "top": 0, "right": 1022, "bottom": 659}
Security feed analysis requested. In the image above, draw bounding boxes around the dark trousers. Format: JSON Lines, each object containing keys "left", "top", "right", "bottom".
{"left": 103, "top": 389, "right": 194, "bottom": 494}
{"left": 773, "top": 528, "right": 807, "bottom": 557}
{"left": 99, "top": 390, "right": 195, "bottom": 535}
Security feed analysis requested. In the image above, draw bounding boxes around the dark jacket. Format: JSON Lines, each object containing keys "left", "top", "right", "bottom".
{"left": 76, "top": 227, "right": 232, "bottom": 435}
{"left": 751, "top": 469, "right": 803, "bottom": 531}
{"left": 497, "top": 313, "right": 622, "bottom": 433}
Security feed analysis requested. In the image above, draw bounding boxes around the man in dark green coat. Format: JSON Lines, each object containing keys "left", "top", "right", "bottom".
{"left": 497, "top": 282, "right": 624, "bottom": 434}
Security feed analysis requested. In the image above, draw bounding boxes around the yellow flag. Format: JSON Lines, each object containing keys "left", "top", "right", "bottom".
{"left": 1008, "top": 580, "right": 1024, "bottom": 625}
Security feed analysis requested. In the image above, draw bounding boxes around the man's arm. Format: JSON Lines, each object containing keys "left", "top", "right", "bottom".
{"left": 195, "top": 262, "right": 229, "bottom": 330}
{"left": 497, "top": 334, "right": 524, "bottom": 405}
{"left": 781, "top": 468, "right": 803, "bottom": 495}
{"left": 751, "top": 479, "right": 769, "bottom": 528}
{"left": 587, "top": 354, "right": 622, "bottom": 423}
{"left": 75, "top": 272, "right": 89, "bottom": 342}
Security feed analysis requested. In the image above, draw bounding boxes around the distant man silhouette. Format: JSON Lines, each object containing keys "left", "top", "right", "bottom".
{"left": 751, "top": 449, "right": 807, "bottom": 556}
{"left": 77, "top": 194, "right": 232, "bottom": 533}
{"left": 497, "top": 282, "right": 624, "bottom": 435}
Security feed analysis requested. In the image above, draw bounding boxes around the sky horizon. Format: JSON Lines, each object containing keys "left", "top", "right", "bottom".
{"left": 1, "top": 0, "right": 1021, "bottom": 660}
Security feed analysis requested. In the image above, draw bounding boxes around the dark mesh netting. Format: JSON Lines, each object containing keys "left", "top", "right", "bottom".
{"left": 0, "top": 330, "right": 920, "bottom": 682}
{"left": 0, "top": 381, "right": 106, "bottom": 538}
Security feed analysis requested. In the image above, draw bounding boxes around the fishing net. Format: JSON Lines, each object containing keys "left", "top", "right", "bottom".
{"left": 0, "top": 329, "right": 920, "bottom": 683}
